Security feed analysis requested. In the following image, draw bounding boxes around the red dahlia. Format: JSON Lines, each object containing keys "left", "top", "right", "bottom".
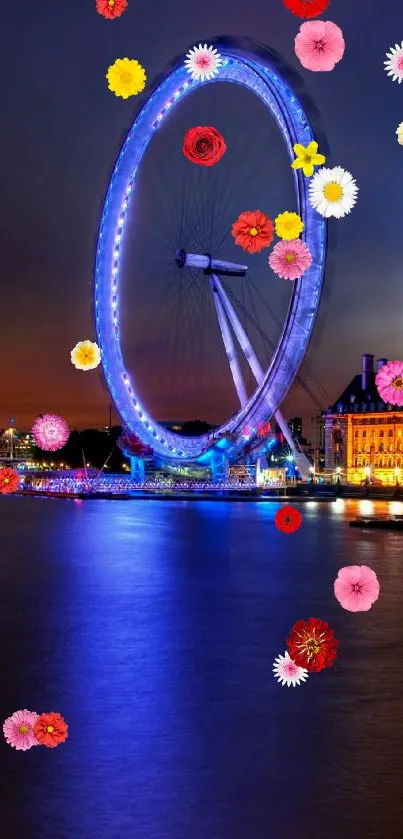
{"left": 287, "top": 617, "right": 338, "bottom": 672}
{"left": 0, "top": 467, "right": 20, "bottom": 494}
{"left": 282, "top": 0, "right": 330, "bottom": 18}
{"left": 274, "top": 504, "right": 302, "bottom": 534}
{"left": 231, "top": 210, "right": 274, "bottom": 254}
{"left": 96, "top": 0, "right": 128, "bottom": 20}
{"left": 33, "top": 712, "right": 69, "bottom": 748}
{"left": 183, "top": 126, "right": 227, "bottom": 167}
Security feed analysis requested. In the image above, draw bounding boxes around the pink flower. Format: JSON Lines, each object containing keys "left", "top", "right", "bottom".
{"left": 3, "top": 709, "right": 39, "bottom": 751}
{"left": 32, "top": 413, "right": 70, "bottom": 451}
{"left": 268, "top": 238, "right": 312, "bottom": 280}
{"left": 295, "top": 20, "right": 345, "bottom": 71}
{"left": 375, "top": 360, "right": 403, "bottom": 406}
{"left": 334, "top": 565, "right": 380, "bottom": 612}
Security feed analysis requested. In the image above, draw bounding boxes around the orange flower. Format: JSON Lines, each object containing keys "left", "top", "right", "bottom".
{"left": 231, "top": 210, "right": 274, "bottom": 254}
{"left": 0, "top": 467, "right": 19, "bottom": 494}
{"left": 33, "top": 712, "right": 68, "bottom": 748}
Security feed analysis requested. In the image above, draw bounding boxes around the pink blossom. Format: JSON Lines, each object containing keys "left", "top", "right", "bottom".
{"left": 375, "top": 360, "right": 403, "bottom": 406}
{"left": 295, "top": 20, "right": 345, "bottom": 72}
{"left": 334, "top": 565, "right": 380, "bottom": 612}
{"left": 268, "top": 238, "right": 312, "bottom": 280}
{"left": 3, "top": 709, "right": 39, "bottom": 751}
{"left": 32, "top": 413, "right": 70, "bottom": 452}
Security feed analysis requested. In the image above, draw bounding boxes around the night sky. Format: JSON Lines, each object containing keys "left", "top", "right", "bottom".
{"left": 1, "top": 0, "right": 402, "bottom": 437}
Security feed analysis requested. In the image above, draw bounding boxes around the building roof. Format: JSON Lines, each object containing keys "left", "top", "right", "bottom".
{"left": 325, "top": 360, "right": 403, "bottom": 415}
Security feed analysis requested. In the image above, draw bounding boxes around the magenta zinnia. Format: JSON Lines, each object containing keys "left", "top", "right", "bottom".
{"left": 269, "top": 239, "right": 312, "bottom": 280}
{"left": 3, "top": 709, "right": 39, "bottom": 751}
{"left": 32, "top": 413, "right": 70, "bottom": 451}
{"left": 375, "top": 360, "right": 403, "bottom": 406}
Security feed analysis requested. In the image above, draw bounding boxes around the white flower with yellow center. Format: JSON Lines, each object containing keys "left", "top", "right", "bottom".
{"left": 308, "top": 166, "right": 358, "bottom": 219}
{"left": 396, "top": 122, "right": 403, "bottom": 145}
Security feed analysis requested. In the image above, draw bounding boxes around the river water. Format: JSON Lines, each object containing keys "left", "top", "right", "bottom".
{"left": 1, "top": 496, "right": 403, "bottom": 839}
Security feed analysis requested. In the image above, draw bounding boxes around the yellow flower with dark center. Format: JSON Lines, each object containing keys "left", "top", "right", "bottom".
{"left": 275, "top": 211, "right": 304, "bottom": 240}
{"left": 71, "top": 340, "right": 101, "bottom": 371}
{"left": 106, "top": 58, "right": 146, "bottom": 99}
{"left": 291, "top": 141, "right": 326, "bottom": 177}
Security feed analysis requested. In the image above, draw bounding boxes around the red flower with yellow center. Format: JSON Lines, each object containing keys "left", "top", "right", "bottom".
{"left": 33, "top": 712, "right": 69, "bottom": 748}
{"left": 286, "top": 617, "right": 338, "bottom": 672}
{"left": 0, "top": 467, "right": 19, "bottom": 494}
{"left": 96, "top": 0, "right": 128, "bottom": 19}
{"left": 231, "top": 210, "right": 274, "bottom": 254}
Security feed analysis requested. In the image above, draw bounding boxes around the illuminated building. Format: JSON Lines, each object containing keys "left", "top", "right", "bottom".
{"left": 323, "top": 354, "right": 403, "bottom": 485}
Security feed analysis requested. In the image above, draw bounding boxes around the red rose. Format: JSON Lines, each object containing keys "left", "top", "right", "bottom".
{"left": 182, "top": 126, "right": 227, "bottom": 167}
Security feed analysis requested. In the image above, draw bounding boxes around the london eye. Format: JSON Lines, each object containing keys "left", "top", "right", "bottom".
{"left": 94, "top": 37, "right": 328, "bottom": 480}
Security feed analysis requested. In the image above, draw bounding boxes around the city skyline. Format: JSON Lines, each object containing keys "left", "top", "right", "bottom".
{"left": 1, "top": 0, "right": 401, "bottom": 431}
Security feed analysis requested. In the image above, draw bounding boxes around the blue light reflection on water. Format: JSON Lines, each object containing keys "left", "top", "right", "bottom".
{"left": 1, "top": 497, "right": 403, "bottom": 839}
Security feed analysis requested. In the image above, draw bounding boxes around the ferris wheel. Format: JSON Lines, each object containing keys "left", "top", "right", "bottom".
{"left": 94, "top": 37, "right": 327, "bottom": 478}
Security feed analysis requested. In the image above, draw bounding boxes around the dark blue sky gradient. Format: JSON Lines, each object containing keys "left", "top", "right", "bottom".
{"left": 0, "top": 0, "right": 401, "bottom": 434}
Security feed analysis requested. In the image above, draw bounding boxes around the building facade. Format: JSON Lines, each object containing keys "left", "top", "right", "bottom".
{"left": 323, "top": 353, "right": 403, "bottom": 485}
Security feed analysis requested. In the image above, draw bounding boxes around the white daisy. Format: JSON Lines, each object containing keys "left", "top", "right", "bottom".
{"left": 308, "top": 166, "right": 358, "bottom": 219}
{"left": 184, "top": 43, "right": 222, "bottom": 81}
{"left": 396, "top": 122, "right": 403, "bottom": 145}
{"left": 384, "top": 42, "right": 403, "bottom": 83}
{"left": 272, "top": 651, "right": 308, "bottom": 687}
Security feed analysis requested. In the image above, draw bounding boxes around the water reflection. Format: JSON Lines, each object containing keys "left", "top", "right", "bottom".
{"left": 1, "top": 497, "right": 403, "bottom": 838}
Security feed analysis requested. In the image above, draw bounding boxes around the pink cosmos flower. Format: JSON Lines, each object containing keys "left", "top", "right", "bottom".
{"left": 3, "top": 709, "right": 39, "bottom": 751}
{"left": 268, "top": 238, "right": 312, "bottom": 280}
{"left": 334, "top": 565, "right": 380, "bottom": 612}
{"left": 295, "top": 20, "right": 345, "bottom": 72}
{"left": 375, "top": 360, "right": 403, "bottom": 406}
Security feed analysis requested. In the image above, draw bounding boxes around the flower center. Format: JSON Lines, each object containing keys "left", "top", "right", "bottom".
{"left": 19, "top": 724, "right": 29, "bottom": 733}
{"left": 303, "top": 154, "right": 312, "bottom": 164}
{"left": 352, "top": 583, "right": 362, "bottom": 592}
{"left": 249, "top": 227, "right": 258, "bottom": 236}
{"left": 109, "top": 0, "right": 115, "bottom": 5}
{"left": 323, "top": 182, "right": 343, "bottom": 202}
{"left": 197, "top": 55, "right": 210, "bottom": 68}
{"left": 315, "top": 39, "right": 325, "bottom": 51}
{"left": 285, "top": 252, "right": 295, "bottom": 263}
{"left": 121, "top": 72, "right": 132, "bottom": 84}
{"left": 397, "top": 55, "right": 403, "bottom": 72}
{"left": 47, "top": 725, "right": 55, "bottom": 733}
{"left": 392, "top": 375, "right": 403, "bottom": 389}
{"left": 3, "top": 477, "right": 10, "bottom": 484}
{"left": 301, "top": 635, "right": 321, "bottom": 658}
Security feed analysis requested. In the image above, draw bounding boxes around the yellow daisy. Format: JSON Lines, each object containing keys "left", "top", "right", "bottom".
{"left": 106, "top": 58, "right": 146, "bottom": 99}
{"left": 275, "top": 211, "right": 304, "bottom": 240}
{"left": 71, "top": 341, "right": 101, "bottom": 371}
{"left": 291, "top": 141, "right": 326, "bottom": 178}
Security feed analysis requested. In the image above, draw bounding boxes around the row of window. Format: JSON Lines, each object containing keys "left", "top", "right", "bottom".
{"left": 353, "top": 457, "right": 402, "bottom": 468}
{"left": 354, "top": 429, "right": 402, "bottom": 437}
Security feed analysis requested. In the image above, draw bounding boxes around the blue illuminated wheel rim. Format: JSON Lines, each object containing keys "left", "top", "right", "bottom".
{"left": 94, "top": 38, "right": 327, "bottom": 461}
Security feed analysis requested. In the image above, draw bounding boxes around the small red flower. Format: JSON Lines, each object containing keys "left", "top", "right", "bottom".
{"left": 33, "top": 712, "right": 68, "bottom": 748}
{"left": 287, "top": 617, "right": 338, "bottom": 672}
{"left": 183, "top": 126, "right": 227, "bottom": 167}
{"left": 274, "top": 505, "right": 302, "bottom": 534}
{"left": 0, "top": 467, "right": 19, "bottom": 494}
{"left": 96, "top": 0, "right": 127, "bottom": 19}
{"left": 283, "top": 0, "right": 330, "bottom": 18}
{"left": 231, "top": 210, "right": 274, "bottom": 254}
